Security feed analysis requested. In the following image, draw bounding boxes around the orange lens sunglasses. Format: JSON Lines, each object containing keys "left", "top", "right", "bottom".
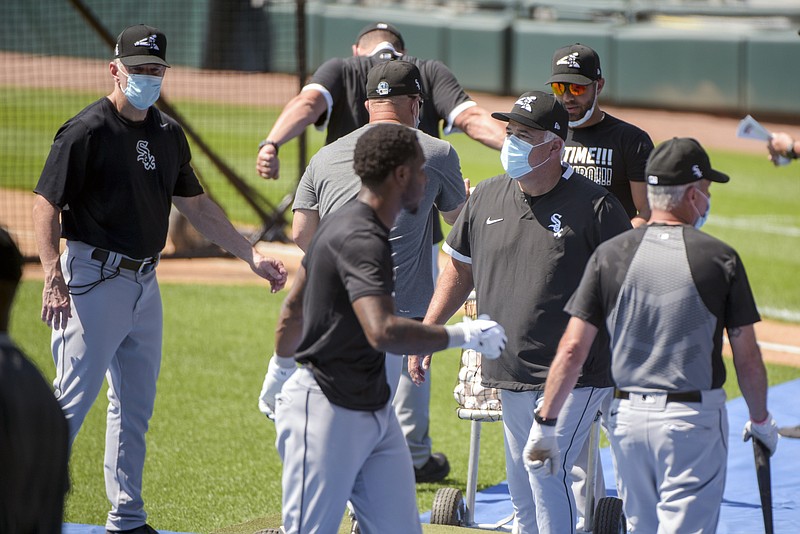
{"left": 551, "top": 82, "right": 589, "bottom": 97}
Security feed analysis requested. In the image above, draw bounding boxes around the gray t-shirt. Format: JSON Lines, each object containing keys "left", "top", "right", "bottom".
{"left": 293, "top": 123, "right": 465, "bottom": 318}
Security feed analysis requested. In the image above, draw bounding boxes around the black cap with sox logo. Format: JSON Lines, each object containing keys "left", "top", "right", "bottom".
{"left": 115, "top": 24, "right": 169, "bottom": 67}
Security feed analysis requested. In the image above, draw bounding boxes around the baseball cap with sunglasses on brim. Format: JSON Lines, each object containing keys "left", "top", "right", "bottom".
{"left": 546, "top": 43, "right": 601, "bottom": 86}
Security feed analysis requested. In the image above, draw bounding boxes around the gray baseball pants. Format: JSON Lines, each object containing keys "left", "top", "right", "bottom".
{"left": 52, "top": 240, "right": 161, "bottom": 531}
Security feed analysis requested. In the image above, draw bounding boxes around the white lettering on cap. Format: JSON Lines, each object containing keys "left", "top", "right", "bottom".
{"left": 556, "top": 52, "right": 580, "bottom": 69}
{"left": 377, "top": 81, "right": 391, "bottom": 96}
{"left": 134, "top": 34, "right": 160, "bottom": 51}
{"left": 691, "top": 164, "right": 703, "bottom": 178}
{"left": 647, "top": 175, "right": 659, "bottom": 184}
{"left": 515, "top": 95, "right": 536, "bottom": 112}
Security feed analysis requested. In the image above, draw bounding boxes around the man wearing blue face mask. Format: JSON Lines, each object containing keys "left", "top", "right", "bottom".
{"left": 410, "top": 92, "right": 632, "bottom": 534}
{"left": 32, "top": 24, "right": 288, "bottom": 534}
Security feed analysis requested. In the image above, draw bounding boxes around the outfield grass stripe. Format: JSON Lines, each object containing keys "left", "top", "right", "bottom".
{"left": 710, "top": 215, "right": 800, "bottom": 238}
{"left": 759, "top": 306, "right": 800, "bottom": 323}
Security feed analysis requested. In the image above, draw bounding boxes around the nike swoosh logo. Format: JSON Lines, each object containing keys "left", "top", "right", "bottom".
{"left": 160, "top": 123, "right": 169, "bottom": 128}
{"left": 486, "top": 217, "right": 503, "bottom": 225}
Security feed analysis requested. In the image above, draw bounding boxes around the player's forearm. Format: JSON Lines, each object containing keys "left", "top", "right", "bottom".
{"left": 372, "top": 317, "right": 451, "bottom": 355}
{"left": 265, "top": 92, "right": 327, "bottom": 146}
{"left": 454, "top": 107, "right": 505, "bottom": 151}
{"left": 539, "top": 317, "right": 596, "bottom": 419}
{"left": 730, "top": 325, "right": 769, "bottom": 422}
{"left": 422, "top": 258, "right": 474, "bottom": 326}
{"left": 32, "top": 195, "right": 63, "bottom": 278}
{"left": 173, "top": 194, "right": 255, "bottom": 264}
{"left": 274, "top": 267, "right": 306, "bottom": 356}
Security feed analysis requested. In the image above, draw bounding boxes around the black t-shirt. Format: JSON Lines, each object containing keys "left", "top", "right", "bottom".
{"left": 34, "top": 98, "right": 203, "bottom": 258}
{"left": 444, "top": 165, "right": 632, "bottom": 390}
{"left": 562, "top": 113, "right": 653, "bottom": 219}
{"left": 308, "top": 53, "right": 472, "bottom": 143}
{"left": 566, "top": 224, "right": 761, "bottom": 391}
{"left": 295, "top": 199, "right": 395, "bottom": 410}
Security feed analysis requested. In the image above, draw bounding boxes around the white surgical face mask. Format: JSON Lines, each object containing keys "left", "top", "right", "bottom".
{"left": 568, "top": 82, "right": 598, "bottom": 128}
{"left": 120, "top": 69, "right": 163, "bottom": 110}
{"left": 692, "top": 187, "right": 711, "bottom": 229}
{"left": 500, "top": 134, "right": 552, "bottom": 179}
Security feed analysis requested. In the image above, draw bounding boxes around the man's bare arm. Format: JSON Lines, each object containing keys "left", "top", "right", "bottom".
{"left": 453, "top": 106, "right": 505, "bottom": 151}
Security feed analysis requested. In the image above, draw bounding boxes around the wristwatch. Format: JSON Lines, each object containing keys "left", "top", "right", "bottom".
{"left": 534, "top": 410, "right": 557, "bottom": 427}
{"left": 258, "top": 139, "right": 279, "bottom": 155}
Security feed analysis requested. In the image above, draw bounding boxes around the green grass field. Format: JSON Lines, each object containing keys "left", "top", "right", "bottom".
{"left": 4, "top": 86, "right": 800, "bottom": 533}
{"left": 8, "top": 280, "right": 800, "bottom": 534}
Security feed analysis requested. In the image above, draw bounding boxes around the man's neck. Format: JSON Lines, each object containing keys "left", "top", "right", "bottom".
{"left": 356, "top": 187, "right": 400, "bottom": 230}
{"left": 107, "top": 92, "right": 148, "bottom": 123}
{"left": 515, "top": 162, "right": 563, "bottom": 196}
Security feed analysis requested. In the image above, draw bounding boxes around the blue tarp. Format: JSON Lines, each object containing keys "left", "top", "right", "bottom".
{"left": 422, "top": 378, "right": 800, "bottom": 532}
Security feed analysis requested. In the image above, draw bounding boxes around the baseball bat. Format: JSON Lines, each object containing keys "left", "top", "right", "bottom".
{"left": 752, "top": 438, "right": 774, "bottom": 534}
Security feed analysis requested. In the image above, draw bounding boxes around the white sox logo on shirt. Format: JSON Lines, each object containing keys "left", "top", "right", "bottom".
{"left": 136, "top": 140, "right": 156, "bottom": 170}
{"left": 134, "top": 34, "right": 160, "bottom": 51}
{"left": 556, "top": 52, "right": 581, "bottom": 69}
{"left": 515, "top": 95, "right": 536, "bottom": 112}
{"left": 548, "top": 213, "right": 565, "bottom": 238}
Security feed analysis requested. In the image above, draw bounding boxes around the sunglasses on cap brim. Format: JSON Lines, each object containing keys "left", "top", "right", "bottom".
{"left": 551, "top": 82, "right": 590, "bottom": 97}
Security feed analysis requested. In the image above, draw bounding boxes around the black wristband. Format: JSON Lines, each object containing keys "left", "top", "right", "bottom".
{"left": 534, "top": 410, "right": 557, "bottom": 427}
{"left": 258, "top": 139, "right": 279, "bottom": 155}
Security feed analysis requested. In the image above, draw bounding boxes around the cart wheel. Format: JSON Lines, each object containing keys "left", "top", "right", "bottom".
{"left": 430, "top": 487, "right": 465, "bottom": 526}
{"left": 593, "top": 496, "right": 626, "bottom": 534}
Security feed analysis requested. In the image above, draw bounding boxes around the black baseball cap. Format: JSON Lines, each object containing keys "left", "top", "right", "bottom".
{"left": 115, "top": 24, "right": 169, "bottom": 67}
{"left": 645, "top": 138, "right": 729, "bottom": 186}
{"left": 491, "top": 91, "right": 568, "bottom": 141}
{"left": 356, "top": 22, "right": 405, "bottom": 50}
{"left": 366, "top": 60, "right": 425, "bottom": 99}
{"left": 546, "top": 44, "right": 601, "bottom": 86}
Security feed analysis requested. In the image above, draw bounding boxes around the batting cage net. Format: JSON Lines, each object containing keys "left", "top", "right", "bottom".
{"left": 0, "top": 0, "right": 309, "bottom": 259}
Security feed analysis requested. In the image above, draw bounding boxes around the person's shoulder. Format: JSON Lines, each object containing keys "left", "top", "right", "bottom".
{"left": 598, "top": 112, "right": 652, "bottom": 139}
{"left": 473, "top": 174, "right": 512, "bottom": 195}
{"left": 67, "top": 98, "right": 111, "bottom": 128}
{"left": 565, "top": 166, "right": 610, "bottom": 195}
{"left": 685, "top": 225, "right": 737, "bottom": 252}
{"left": 416, "top": 129, "right": 453, "bottom": 154}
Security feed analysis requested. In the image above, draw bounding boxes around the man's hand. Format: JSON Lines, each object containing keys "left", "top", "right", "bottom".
{"left": 743, "top": 413, "right": 779, "bottom": 457}
{"left": 251, "top": 251, "right": 288, "bottom": 293}
{"left": 256, "top": 143, "right": 280, "bottom": 179}
{"left": 41, "top": 271, "right": 71, "bottom": 330}
{"left": 524, "top": 417, "right": 560, "bottom": 476}
{"left": 767, "top": 132, "right": 794, "bottom": 166}
{"left": 408, "top": 353, "right": 432, "bottom": 385}
{"left": 446, "top": 314, "right": 506, "bottom": 359}
{"left": 258, "top": 354, "right": 297, "bottom": 420}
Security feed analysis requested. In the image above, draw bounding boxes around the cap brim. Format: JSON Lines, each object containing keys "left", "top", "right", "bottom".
{"left": 546, "top": 73, "right": 594, "bottom": 85}
{"left": 708, "top": 169, "right": 729, "bottom": 183}
{"left": 120, "top": 55, "right": 170, "bottom": 67}
{"left": 491, "top": 111, "right": 547, "bottom": 132}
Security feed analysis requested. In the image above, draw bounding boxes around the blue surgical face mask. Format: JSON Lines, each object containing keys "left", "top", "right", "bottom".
{"left": 500, "top": 134, "right": 552, "bottom": 180}
{"left": 692, "top": 187, "right": 711, "bottom": 229}
{"left": 120, "top": 69, "right": 163, "bottom": 110}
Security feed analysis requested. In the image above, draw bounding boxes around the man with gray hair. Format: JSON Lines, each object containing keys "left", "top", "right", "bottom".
{"left": 527, "top": 137, "right": 779, "bottom": 532}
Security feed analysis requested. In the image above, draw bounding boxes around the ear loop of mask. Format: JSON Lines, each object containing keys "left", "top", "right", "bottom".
{"left": 568, "top": 82, "right": 598, "bottom": 128}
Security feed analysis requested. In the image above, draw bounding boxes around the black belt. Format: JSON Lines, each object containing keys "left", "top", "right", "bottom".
{"left": 91, "top": 248, "right": 157, "bottom": 273}
{"left": 614, "top": 389, "right": 702, "bottom": 403}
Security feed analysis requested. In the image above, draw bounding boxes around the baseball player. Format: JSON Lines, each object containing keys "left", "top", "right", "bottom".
{"left": 410, "top": 92, "right": 632, "bottom": 534}
{"left": 260, "top": 123, "right": 506, "bottom": 534}
{"left": 0, "top": 228, "right": 70, "bottom": 533}
{"left": 548, "top": 43, "right": 654, "bottom": 227}
{"left": 546, "top": 42, "right": 655, "bottom": 528}
{"left": 527, "top": 137, "right": 780, "bottom": 533}
{"left": 257, "top": 22, "right": 504, "bottom": 482}
{"left": 32, "top": 25, "right": 287, "bottom": 534}
{"left": 279, "top": 60, "right": 466, "bottom": 485}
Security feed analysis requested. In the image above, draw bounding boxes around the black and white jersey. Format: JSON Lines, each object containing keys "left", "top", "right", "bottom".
{"left": 294, "top": 199, "right": 395, "bottom": 411}
{"left": 567, "top": 224, "right": 761, "bottom": 391}
{"left": 444, "top": 165, "right": 632, "bottom": 390}
{"left": 562, "top": 113, "right": 653, "bottom": 219}
{"left": 307, "top": 54, "right": 473, "bottom": 143}
{"left": 34, "top": 98, "right": 203, "bottom": 259}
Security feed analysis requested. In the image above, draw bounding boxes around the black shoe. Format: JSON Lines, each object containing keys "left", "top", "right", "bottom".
{"left": 779, "top": 425, "right": 800, "bottom": 439}
{"left": 414, "top": 452, "right": 450, "bottom": 483}
{"left": 106, "top": 524, "right": 159, "bottom": 534}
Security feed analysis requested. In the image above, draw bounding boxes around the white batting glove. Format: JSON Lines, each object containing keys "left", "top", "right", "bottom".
{"left": 258, "top": 353, "right": 297, "bottom": 420}
{"left": 445, "top": 314, "right": 507, "bottom": 359}
{"left": 524, "top": 415, "right": 560, "bottom": 477}
{"left": 743, "top": 413, "right": 779, "bottom": 457}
